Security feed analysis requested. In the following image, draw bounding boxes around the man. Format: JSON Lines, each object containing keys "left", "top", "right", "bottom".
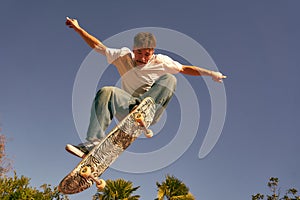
{"left": 65, "top": 17, "right": 227, "bottom": 157}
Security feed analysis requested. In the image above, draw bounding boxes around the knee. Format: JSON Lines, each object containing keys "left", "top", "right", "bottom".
{"left": 161, "top": 74, "right": 177, "bottom": 90}
{"left": 95, "top": 86, "right": 115, "bottom": 100}
{"left": 99, "top": 86, "right": 115, "bottom": 94}
{"left": 166, "top": 74, "right": 177, "bottom": 84}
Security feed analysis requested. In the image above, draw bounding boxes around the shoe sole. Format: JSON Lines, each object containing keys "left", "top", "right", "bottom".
{"left": 65, "top": 144, "right": 85, "bottom": 158}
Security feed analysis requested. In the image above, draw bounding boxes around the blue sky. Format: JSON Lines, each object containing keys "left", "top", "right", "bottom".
{"left": 0, "top": 1, "right": 299, "bottom": 199}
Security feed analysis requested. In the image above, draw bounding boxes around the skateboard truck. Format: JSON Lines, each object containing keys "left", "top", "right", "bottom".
{"left": 134, "top": 112, "right": 153, "bottom": 138}
{"left": 80, "top": 166, "right": 106, "bottom": 190}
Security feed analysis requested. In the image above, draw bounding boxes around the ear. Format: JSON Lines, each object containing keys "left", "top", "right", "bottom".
{"left": 148, "top": 48, "right": 155, "bottom": 55}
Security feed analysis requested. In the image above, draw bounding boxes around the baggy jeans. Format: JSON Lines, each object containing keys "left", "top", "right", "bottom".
{"left": 86, "top": 74, "right": 177, "bottom": 141}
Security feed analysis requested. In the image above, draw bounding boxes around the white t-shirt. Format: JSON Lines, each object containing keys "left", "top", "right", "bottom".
{"left": 105, "top": 47, "right": 183, "bottom": 96}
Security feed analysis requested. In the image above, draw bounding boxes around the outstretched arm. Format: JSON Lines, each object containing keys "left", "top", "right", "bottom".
{"left": 65, "top": 17, "right": 107, "bottom": 55}
{"left": 180, "top": 65, "right": 227, "bottom": 83}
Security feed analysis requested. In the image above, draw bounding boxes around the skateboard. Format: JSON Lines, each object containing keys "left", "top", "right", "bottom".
{"left": 58, "top": 97, "right": 156, "bottom": 194}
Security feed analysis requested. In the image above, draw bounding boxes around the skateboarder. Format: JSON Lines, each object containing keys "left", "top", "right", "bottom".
{"left": 65, "top": 17, "right": 226, "bottom": 156}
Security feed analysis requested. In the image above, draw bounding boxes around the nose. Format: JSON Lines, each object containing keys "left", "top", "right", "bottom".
{"left": 141, "top": 57, "right": 146, "bottom": 62}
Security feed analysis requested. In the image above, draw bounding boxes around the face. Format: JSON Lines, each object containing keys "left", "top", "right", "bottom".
{"left": 133, "top": 48, "right": 154, "bottom": 66}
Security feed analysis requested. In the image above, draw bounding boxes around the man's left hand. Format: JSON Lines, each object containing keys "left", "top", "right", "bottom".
{"left": 211, "top": 71, "right": 227, "bottom": 83}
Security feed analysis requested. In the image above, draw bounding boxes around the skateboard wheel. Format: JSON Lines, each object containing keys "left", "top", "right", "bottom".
{"left": 134, "top": 113, "right": 143, "bottom": 122}
{"left": 96, "top": 179, "right": 106, "bottom": 190}
{"left": 145, "top": 129, "right": 153, "bottom": 138}
{"left": 80, "top": 166, "right": 92, "bottom": 178}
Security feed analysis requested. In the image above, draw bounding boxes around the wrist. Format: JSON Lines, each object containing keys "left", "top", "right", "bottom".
{"left": 74, "top": 26, "right": 83, "bottom": 33}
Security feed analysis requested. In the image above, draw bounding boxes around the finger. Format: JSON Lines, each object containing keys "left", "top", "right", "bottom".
{"left": 66, "top": 17, "right": 76, "bottom": 23}
{"left": 66, "top": 22, "right": 72, "bottom": 26}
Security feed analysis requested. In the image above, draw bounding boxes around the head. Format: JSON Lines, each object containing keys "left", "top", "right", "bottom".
{"left": 133, "top": 32, "right": 156, "bottom": 66}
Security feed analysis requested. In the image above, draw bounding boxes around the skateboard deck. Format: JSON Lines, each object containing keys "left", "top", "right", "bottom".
{"left": 58, "top": 97, "right": 156, "bottom": 194}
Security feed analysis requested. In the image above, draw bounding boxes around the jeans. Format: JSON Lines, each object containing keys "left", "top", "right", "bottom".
{"left": 86, "top": 74, "right": 177, "bottom": 141}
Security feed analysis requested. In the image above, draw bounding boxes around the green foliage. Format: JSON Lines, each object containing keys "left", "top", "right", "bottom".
{"left": 252, "top": 177, "right": 300, "bottom": 200}
{"left": 93, "top": 179, "right": 140, "bottom": 200}
{"left": 0, "top": 172, "right": 69, "bottom": 200}
{"left": 155, "top": 175, "right": 195, "bottom": 200}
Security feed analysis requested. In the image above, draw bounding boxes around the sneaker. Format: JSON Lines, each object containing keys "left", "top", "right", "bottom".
{"left": 65, "top": 140, "right": 101, "bottom": 158}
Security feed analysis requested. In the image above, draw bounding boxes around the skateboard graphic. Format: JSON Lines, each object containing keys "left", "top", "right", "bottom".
{"left": 58, "top": 97, "right": 156, "bottom": 194}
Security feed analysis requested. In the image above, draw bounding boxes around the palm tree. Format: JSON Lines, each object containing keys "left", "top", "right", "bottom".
{"left": 156, "top": 175, "right": 195, "bottom": 200}
{"left": 93, "top": 179, "right": 140, "bottom": 200}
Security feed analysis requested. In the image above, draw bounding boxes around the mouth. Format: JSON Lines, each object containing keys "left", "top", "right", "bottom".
{"left": 136, "top": 60, "right": 147, "bottom": 65}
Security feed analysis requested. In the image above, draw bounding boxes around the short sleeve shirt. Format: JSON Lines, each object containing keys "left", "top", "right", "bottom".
{"left": 105, "top": 47, "right": 183, "bottom": 96}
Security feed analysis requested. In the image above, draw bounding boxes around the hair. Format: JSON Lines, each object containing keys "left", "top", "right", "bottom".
{"left": 133, "top": 32, "right": 156, "bottom": 50}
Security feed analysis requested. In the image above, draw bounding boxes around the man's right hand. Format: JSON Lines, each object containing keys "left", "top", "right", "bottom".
{"left": 65, "top": 17, "right": 80, "bottom": 30}
{"left": 64, "top": 17, "right": 107, "bottom": 54}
